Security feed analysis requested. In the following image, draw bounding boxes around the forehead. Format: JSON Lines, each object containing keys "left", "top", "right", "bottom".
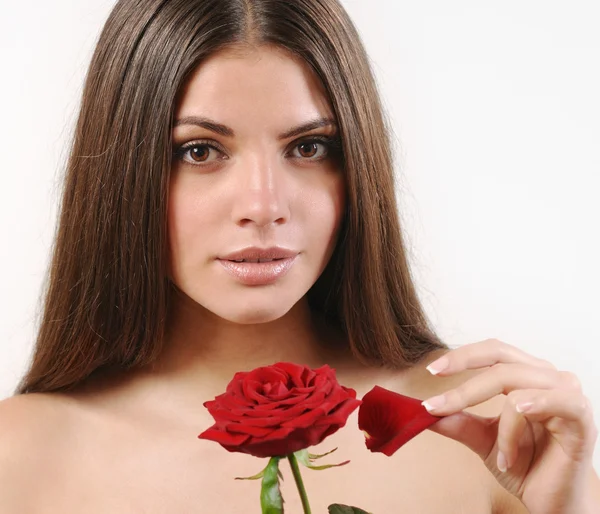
{"left": 174, "top": 45, "right": 335, "bottom": 129}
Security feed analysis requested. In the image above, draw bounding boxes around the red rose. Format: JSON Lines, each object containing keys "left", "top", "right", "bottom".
{"left": 198, "top": 362, "right": 362, "bottom": 458}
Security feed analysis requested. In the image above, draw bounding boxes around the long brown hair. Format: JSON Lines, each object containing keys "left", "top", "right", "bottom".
{"left": 15, "top": 0, "right": 446, "bottom": 395}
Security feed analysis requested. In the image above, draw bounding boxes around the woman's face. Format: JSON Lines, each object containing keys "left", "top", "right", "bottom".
{"left": 168, "top": 45, "right": 345, "bottom": 324}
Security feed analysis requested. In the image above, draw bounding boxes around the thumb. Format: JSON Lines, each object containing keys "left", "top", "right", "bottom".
{"left": 428, "top": 411, "right": 499, "bottom": 460}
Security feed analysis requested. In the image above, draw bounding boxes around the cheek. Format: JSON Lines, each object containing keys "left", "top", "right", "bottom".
{"left": 305, "top": 173, "right": 346, "bottom": 249}
{"left": 166, "top": 190, "right": 186, "bottom": 280}
{"left": 166, "top": 177, "right": 214, "bottom": 274}
{"left": 322, "top": 173, "right": 346, "bottom": 230}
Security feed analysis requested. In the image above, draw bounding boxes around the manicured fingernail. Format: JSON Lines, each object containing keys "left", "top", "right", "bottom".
{"left": 497, "top": 451, "right": 508, "bottom": 473}
{"left": 516, "top": 401, "right": 534, "bottom": 413}
{"left": 422, "top": 394, "right": 446, "bottom": 411}
{"left": 426, "top": 356, "right": 449, "bottom": 375}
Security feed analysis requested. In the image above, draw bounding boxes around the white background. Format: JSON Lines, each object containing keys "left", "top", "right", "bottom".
{"left": 0, "top": 0, "right": 598, "bottom": 472}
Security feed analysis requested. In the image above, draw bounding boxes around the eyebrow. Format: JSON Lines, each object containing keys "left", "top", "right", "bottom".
{"left": 173, "top": 116, "right": 338, "bottom": 140}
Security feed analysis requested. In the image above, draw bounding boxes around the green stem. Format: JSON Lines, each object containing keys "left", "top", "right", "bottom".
{"left": 287, "top": 453, "right": 312, "bottom": 514}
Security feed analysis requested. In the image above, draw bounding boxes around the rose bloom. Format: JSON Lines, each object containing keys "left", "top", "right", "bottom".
{"left": 199, "top": 362, "right": 362, "bottom": 458}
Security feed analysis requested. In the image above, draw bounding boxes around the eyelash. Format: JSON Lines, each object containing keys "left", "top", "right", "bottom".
{"left": 172, "top": 136, "right": 342, "bottom": 168}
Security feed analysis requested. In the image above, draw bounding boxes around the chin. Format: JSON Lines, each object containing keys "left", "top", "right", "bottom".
{"left": 172, "top": 278, "right": 311, "bottom": 325}
{"left": 214, "top": 303, "right": 295, "bottom": 325}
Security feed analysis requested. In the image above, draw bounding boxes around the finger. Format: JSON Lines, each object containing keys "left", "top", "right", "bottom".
{"left": 427, "top": 410, "right": 499, "bottom": 460}
{"left": 496, "top": 390, "right": 532, "bottom": 471}
{"left": 422, "top": 363, "right": 566, "bottom": 415}
{"left": 513, "top": 390, "right": 598, "bottom": 448}
{"left": 426, "top": 338, "right": 556, "bottom": 376}
{"left": 428, "top": 409, "right": 534, "bottom": 478}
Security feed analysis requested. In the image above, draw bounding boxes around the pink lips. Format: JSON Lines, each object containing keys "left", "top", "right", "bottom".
{"left": 217, "top": 247, "right": 298, "bottom": 286}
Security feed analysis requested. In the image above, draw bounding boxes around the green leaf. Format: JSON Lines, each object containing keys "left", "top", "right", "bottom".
{"left": 294, "top": 448, "right": 350, "bottom": 471}
{"left": 308, "top": 447, "right": 338, "bottom": 460}
{"left": 328, "top": 504, "right": 373, "bottom": 514}
{"left": 294, "top": 449, "right": 311, "bottom": 467}
{"left": 260, "top": 456, "right": 284, "bottom": 514}
{"left": 235, "top": 468, "right": 266, "bottom": 481}
{"left": 299, "top": 460, "right": 350, "bottom": 471}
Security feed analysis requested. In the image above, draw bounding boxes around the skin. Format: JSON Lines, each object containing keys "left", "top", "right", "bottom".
{"left": 0, "top": 44, "right": 598, "bottom": 513}
{"left": 423, "top": 340, "right": 600, "bottom": 513}
{"left": 162, "top": 42, "right": 350, "bottom": 388}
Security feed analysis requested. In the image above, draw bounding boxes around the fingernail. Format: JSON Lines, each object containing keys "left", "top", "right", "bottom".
{"left": 516, "top": 401, "right": 534, "bottom": 413}
{"left": 422, "top": 394, "right": 446, "bottom": 411}
{"left": 497, "top": 451, "right": 508, "bottom": 473}
{"left": 426, "top": 356, "right": 449, "bottom": 375}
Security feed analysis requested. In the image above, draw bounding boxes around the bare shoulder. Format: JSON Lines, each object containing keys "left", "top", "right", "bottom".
{"left": 0, "top": 393, "right": 76, "bottom": 511}
{"left": 0, "top": 391, "right": 77, "bottom": 441}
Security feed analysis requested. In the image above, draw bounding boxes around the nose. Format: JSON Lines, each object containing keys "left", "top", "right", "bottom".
{"left": 231, "top": 153, "right": 290, "bottom": 228}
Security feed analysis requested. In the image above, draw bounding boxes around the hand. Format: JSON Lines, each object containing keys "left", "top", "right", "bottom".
{"left": 421, "top": 338, "right": 599, "bottom": 514}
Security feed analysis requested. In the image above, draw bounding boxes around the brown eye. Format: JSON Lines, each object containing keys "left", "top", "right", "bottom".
{"left": 290, "top": 139, "right": 330, "bottom": 160}
{"left": 189, "top": 145, "right": 210, "bottom": 162}
{"left": 298, "top": 142, "right": 319, "bottom": 158}
{"left": 174, "top": 141, "right": 226, "bottom": 167}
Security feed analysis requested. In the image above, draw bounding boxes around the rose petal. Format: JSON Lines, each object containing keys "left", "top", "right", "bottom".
{"left": 280, "top": 406, "right": 328, "bottom": 428}
{"left": 244, "top": 379, "right": 274, "bottom": 404}
{"left": 268, "top": 381, "right": 289, "bottom": 399}
{"left": 358, "top": 386, "right": 440, "bottom": 456}
{"left": 257, "top": 393, "right": 310, "bottom": 410}
{"left": 225, "top": 371, "right": 249, "bottom": 394}
{"left": 301, "top": 366, "right": 317, "bottom": 386}
{"left": 319, "top": 397, "right": 362, "bottom": 425}
{"left": 227, "top": 424, "right": 274, "bottom": 437}
{"left": 198, "top": 427, "right": 250, "bottom": 446}
{"left": 247, "top": 366, "right": 288, "bottom": 386}
{"left": 240, "top": 424, "right": 333, "bottom": 458}
{"left": 273, "top": 362, "right": 306, "bottom": 387}
{"left": 209, "top": 409, "right": 285, "bottom": 427}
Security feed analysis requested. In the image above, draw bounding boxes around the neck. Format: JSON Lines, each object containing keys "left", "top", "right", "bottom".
{"left": 143, "top": 288, "right": 354, "bottom": 394}
{"left": 70, "top": 289, "right": 364, "bottom": 427}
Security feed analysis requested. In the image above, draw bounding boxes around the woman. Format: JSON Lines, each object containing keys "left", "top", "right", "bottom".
{"left": 0, "top": 0, "right": 598, "bottom": 512}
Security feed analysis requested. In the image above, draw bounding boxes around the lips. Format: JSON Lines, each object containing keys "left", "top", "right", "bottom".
{"left": 219, "top": 246, "right": 298, "bottom": 262}
{"left": 216, "top": 247, "right": 299, "bottom": 286}
{"left": 227, "top": 258, "right": 284, "bottom": 263}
